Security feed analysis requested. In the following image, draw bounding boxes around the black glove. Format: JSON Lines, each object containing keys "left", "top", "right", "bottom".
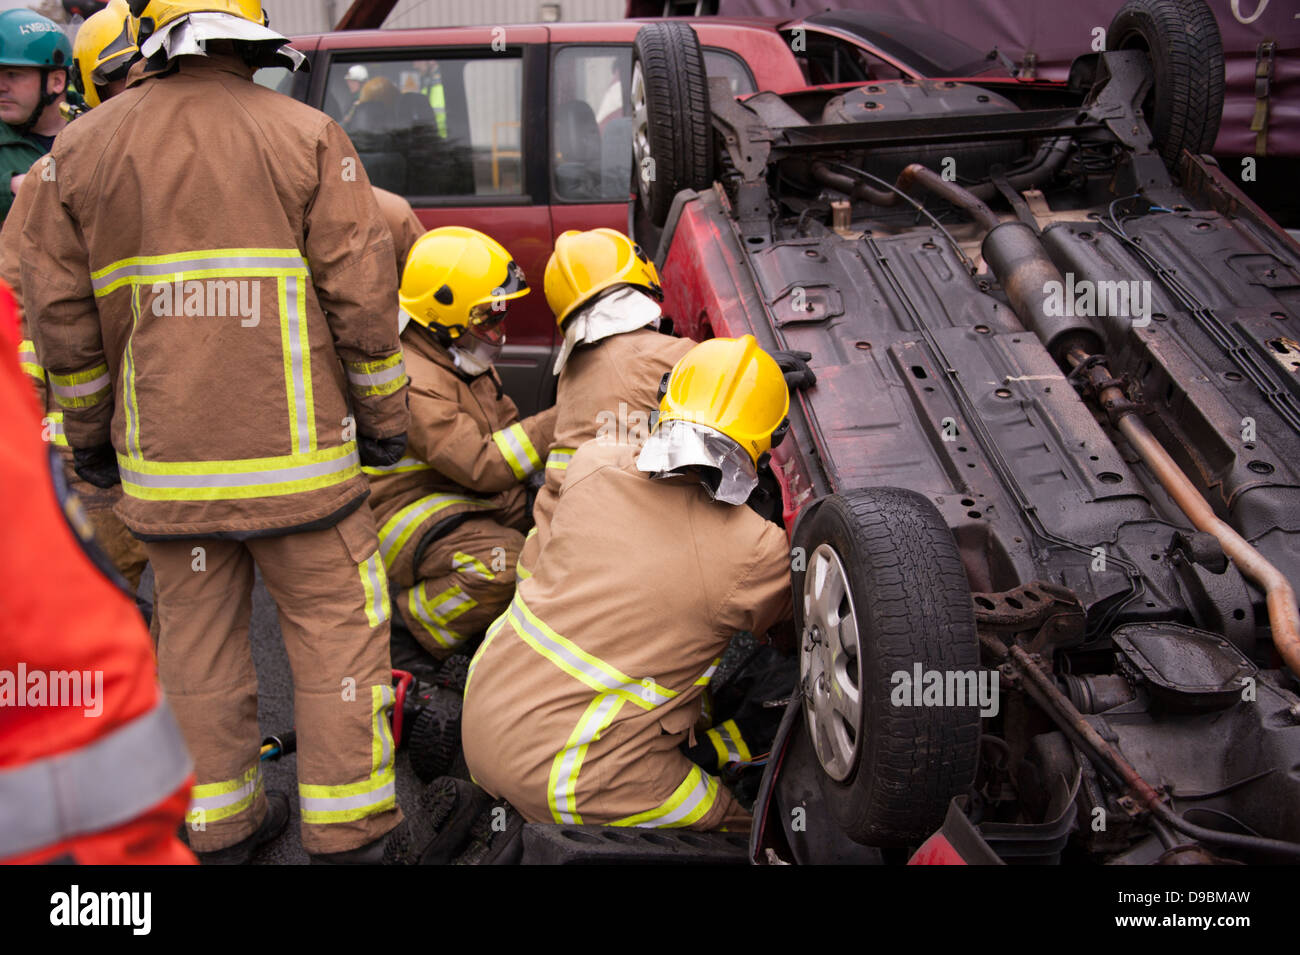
{"left": 770, "top": 349, "right": 816, "bottom": 391}
{"left": 72, "top": 443, "right": 120, "bottom": 488}
{"left": 358, "top": 432, "right": 407, "bottom": 468}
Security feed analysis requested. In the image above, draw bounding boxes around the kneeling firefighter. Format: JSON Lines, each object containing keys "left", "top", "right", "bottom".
{"left": 462, "top": 336, "right": 794, "bottom": 830}
{"left": 368, "top": 226, "right": 555, "bottom": 674}
{"left": 515, "top": 227, "right": 694, "bottom": 578}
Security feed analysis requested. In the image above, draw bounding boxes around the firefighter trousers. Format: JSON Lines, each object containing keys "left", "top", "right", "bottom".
{"left": 394, "top": 515, "right": 522, "bottom": 661}
{"left": 145, "top": 506, "right": 402, "bottom": 855}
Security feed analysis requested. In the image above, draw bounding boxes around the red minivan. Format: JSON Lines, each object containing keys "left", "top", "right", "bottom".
{"left": 257, "top": 20, "right": 806, "bottom": 415}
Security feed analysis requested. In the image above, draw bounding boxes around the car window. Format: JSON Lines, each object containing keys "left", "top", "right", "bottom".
{"left": 790, "top": 34, "right": 907, "bottom": 84}
{"left": 701, "top": 50, "right": 756, "bottom": 97}
{"left": 326, "top": 54, "right": 524, "bottom": 200}
{"left": 550, "top": 44, "right": 755, "bottom": 204}
{"left": 253, "top": 66, "right": 293, "bottom": 94}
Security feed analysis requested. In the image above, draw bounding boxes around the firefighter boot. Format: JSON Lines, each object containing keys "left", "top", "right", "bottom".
{"left": 194, "top": 791, "right": 290, "bottom": 865}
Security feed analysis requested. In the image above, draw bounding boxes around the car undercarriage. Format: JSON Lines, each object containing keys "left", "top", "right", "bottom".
{"left": 631, "top": 1, "right": 1300, "bottom": 864}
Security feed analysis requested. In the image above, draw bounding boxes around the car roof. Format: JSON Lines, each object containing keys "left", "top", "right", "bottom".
{"left": 799, "top": 9, "right": 997, "bottom": 77}
{"left": 297, "top": 18, "right": 808, "bottom": 93}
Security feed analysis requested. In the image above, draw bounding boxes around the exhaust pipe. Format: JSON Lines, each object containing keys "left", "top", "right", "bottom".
{"left": 1069, "top": 348, "right": 1300, "bottom": 679}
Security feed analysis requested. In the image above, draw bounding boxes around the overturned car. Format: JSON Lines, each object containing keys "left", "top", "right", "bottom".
{"left": 630, "top": 0, "right": 1300, "bottom": 864}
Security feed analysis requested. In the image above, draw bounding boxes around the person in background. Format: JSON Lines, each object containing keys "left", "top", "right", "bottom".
{"left": 0, "top": 9, "right": 75, "bottom": 220}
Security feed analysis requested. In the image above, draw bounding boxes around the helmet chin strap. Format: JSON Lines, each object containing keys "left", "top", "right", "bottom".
{"left": 15, "top": 68, "right": 61, "bottom": 134}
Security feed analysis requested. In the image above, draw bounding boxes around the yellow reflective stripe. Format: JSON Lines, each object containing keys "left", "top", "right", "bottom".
{"left": 694, "top": 656, "right": 721, "bottom": 686}
{"left": 706, "top": 719, "right": 752, "bottom": 766}
{"left": 300, "top": 685, "right": 396, "bottom": 824}
{"left": 187, "top": 765, "right": 261, "bottom": 824}
{"left": 117, "top": 443, "right": 360, "bottom": 501}
{"left": 18, "top": 338, "right": 42, "bottom": 380}
{"left": 359, "top": 553, "right": 389, "bottom": 627}
{"left": 609, "top": 765, "right": 720, "bottom": 829}
{"left": 48, "top": 362, "right": 110, "bottom": 409}
{"left": 362, "top": 455, "right": 432, "bottom": 476}
{"left": 506, "top": 594, "right": 675, "bottom": 711}
{"left": 408, "top": 582, "right": 476, "bottom": 649}
{"left": 42, "top": 413, "right": 68, "bottom": 447}
{"left": 547, "top": 692, "right": 625, "bottom": 825}
{"left": 344, "top": 353, "right": 407, "bottom": 397}
{"left": 545, "top": 446, "right": 576, "bottom": 472}
{"left": 465, "top": 612, "right": 507, "bottom": 700}
{"left": 491, "top": 422, "right": 541, "bottom": 480}
{"left": 377, "top": 493, "right": 494, "bottom": 567}
{"left": 452, "top": 550, "right": 494, "bottom": 581}
{"left": 122, "top": 285, "right": 143, "bottom": 459}
{"left": 90, "top": 248, "right": 308, "bottom": 297}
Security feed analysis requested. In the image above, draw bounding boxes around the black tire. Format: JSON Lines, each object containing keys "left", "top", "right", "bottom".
{"left": 407, "top": 687, "right": 462, "bottom": 783}
{"left": 631, "top": 22, "right": 712, "bottom": 227}
{"left": 792, "top": 488, "right": 981, "bottom": 846}
{"left": 1107, "top": 0, "right": 1224, "bottom": 171}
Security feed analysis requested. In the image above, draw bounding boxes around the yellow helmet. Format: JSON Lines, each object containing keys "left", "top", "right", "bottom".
{"left": 127, "top": 0, "right": 268, "bottom": 36}
{"left": 657, "top": 335, "right": 789, "bottom": 467}
{"left": 544, "top": 228, "right": 662, "bottom": 329}
{"left": 74, "top": 0, "right": 136, "bottom": 108}
{"left": 399, "top": 226, "right": 529, "bottom": 338}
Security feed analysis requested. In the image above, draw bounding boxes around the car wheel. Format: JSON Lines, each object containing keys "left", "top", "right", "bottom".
{"left": 631, "top": 22, "right": 712, "bottom": 228}
{"left": 1107, "top": 0, "right": 1224, "bottom": 171}
{"left": 793, "top": 488, "right": 981, "bottom": 846}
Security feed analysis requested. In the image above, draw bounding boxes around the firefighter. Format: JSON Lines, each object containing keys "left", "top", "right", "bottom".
{"left": 1, "top": 0, "right": 147, "bottom": 593}
{"left": 0, "top": 9, "right": 76, "bottom": 220}
{"left": 19, "top": 0, "right": 408, "bottom": 864}
{"left": 462, "top": 335, "right": 793, "bottom": 830}
{"left": 369, "top": 226, "right": 555, "bottom": 677}
{"left": 516, "top": 227, "right": 694, "bottom": 579}
{"left": 0, "top": 278, "right": 195, "bottom": 865}
{"left": 71, "top": 0, "right": 135, "bottom": 108}
{"left": 372, "top": 185, "right": 423, "bottom": 277}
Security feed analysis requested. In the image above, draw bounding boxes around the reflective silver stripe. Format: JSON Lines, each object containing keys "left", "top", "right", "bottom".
{"left": 0, "top": 698, "right": 193, "bottom": 858}
{"left": 285, "top": 276, "right": 310, "bottom": 454}
{"left": 713, "top": 724, "right": 743, "bottom": 763}
{"left": 378, "top": 494, "right": 483, "bottom": 564}
{"left": 346, "top": 359, "right": 406, "bottom": 390}
{"left": 189, "top": 769, "right": 260, "bottom": 814}
{"left": 363, "top": 554, "right": 388, "bottom": 624}
{"left": 48, "top": 372, "right": 110, "bottom": 399}
{"left": 118, "top": 450, "right": 358, "bottom": 489}
{"left": 433, "top": 590, "right": 473, "bottom": 616}
{"left": 299, "top": 777, "right": 396, "bottom": 814}
{"left": 496, "top": 426, "right": 537, "bottom": 477}
{"left": 638, "top": 771, "right": 713, "bottom": 828}
{"left": 91, "top": 252, "right": 308, "bottom": 293}
{"left": 552, "top": 694, "right": 621, "bottom": 824}
{"left": 508, "top": 598, "right": 675, "bottom": 707}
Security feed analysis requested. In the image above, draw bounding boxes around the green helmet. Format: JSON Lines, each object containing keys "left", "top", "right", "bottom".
{"left": 0, "top": 10, "right": 73, "bottom": 71}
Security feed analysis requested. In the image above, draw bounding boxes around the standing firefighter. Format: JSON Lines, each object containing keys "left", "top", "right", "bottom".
{"left": 515, "top": 227, "right": 694, "bottom": 578}
{"left": 19, "top": 0, "right": 409, "bottom": 864}
{"left": 369, "top": 226, "right": 555, "bottom": 676}
{"left": 3, "top": 0, "right": 146, "bottom": 593}
{"left": 462, "top": 336, "right": 793, "bottom": 830}
{"left": 0, "top": 9, "right": 76, "bottom": 220}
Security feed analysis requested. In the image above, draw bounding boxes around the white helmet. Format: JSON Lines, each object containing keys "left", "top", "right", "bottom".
{"left": 345, "top": 64, "right": 369, "bottom": 82}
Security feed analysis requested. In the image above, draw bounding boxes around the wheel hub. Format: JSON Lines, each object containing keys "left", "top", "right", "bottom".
{"left": 799, "top": 543, "right": 862, "bottom": 782}
{"left": 631, "top": 61, "right": 652, "bottom": 197}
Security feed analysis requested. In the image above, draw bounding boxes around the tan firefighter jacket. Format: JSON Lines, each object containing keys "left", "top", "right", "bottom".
{"left": 372, "top": 186, "right": 423, "bottom": 277}
{"left": 17, "top": 53, "right": 407, "bottom": 539}
{"left": 522, "top": 325, "right": 695, "bottom": 576}
{"left": 364, "top": 323, "right": 555, "bottom": 584}
{"left": 462, "top": 441, "right": 792, "bottom": 827}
